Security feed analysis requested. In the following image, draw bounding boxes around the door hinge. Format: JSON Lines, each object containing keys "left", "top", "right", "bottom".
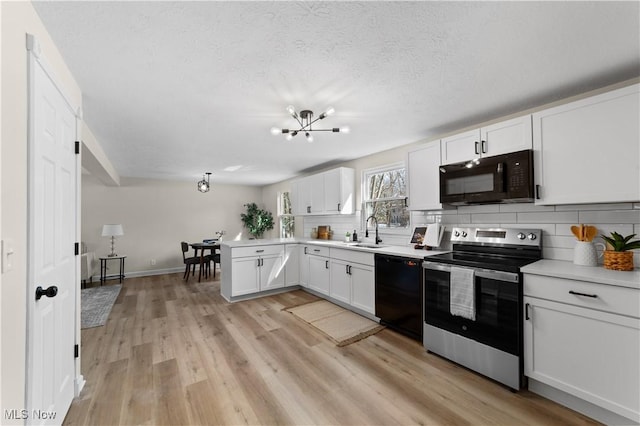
{"left": 74, "top": 242, "right": 80, "bottom": 256}
{"left": 74, "top": 344, "right": 79, "bottom": 358}
{"left": 75, "top": 141, "right": 80, "bottom": 154}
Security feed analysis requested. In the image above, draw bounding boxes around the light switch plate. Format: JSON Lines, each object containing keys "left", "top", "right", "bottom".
{"left": 1, "top": 239, "right": 15, "bottom": 273}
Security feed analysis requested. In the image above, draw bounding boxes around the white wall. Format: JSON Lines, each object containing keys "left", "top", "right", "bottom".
{"left": 81, "top": 175, "right": 263, "bottom": 276}
{"left": 1, "top": 1, "right": 82, "bottom": 420}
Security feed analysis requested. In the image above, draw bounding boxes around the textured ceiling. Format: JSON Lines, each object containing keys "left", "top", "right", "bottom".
{"left": 32, "top": 1, "right": 640, "bottom": 185}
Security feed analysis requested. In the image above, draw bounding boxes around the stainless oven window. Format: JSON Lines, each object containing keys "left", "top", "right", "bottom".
{"left": 424, "top": 268, "right": 521, "bottom": 355}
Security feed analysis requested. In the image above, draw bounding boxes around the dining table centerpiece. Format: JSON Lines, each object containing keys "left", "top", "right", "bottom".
{"left": 240, "top": 202, "right": 274, "bottom": 239}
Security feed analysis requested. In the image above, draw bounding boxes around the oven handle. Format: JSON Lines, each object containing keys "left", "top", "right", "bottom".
{"left": 422, "top": 261, "right": 519, "bottom": 283}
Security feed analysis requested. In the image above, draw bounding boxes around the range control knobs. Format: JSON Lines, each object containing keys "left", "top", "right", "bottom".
{"left": 517, "top": 232, "right": 526, "bottom": 240}
{"left": 528, "top": 233, "right": 537, "bottom": 240}
{"left": 461, "top": 231, "right": 468, "bottom": 238}
{"left": 454, "top": 231, "right": 460, "bottom": 237}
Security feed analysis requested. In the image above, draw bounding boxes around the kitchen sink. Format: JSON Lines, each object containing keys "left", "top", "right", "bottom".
{"left": 354, "top": 243, "right": 387, "bottom": 249}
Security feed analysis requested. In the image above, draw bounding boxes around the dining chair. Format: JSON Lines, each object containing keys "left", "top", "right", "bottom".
{"left": 181, "top": 242, "right": 200, "bottom": 281}
{"left": 209, "top": 247, "right": 221, "bottom": 278}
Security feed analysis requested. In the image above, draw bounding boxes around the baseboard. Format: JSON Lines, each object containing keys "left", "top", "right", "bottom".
{"left": 90, "top": 266, "right": 184, "bottom": 282}
{"left": 74, "top": 374, "right": 85, "bottom": 396}
{"left": 528, "top": 379, "right": 638, "bottom": 425}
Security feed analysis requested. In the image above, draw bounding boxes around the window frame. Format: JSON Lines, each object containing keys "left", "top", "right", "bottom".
{"left": 361, "top": 162, "right": 411, "bottom": 236}
{"left": 277, "top": 191, "right": 295, "bottom": 238}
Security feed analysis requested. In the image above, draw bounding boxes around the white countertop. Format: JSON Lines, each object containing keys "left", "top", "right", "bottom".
{"left": 522, "top": 259, "right": 640, "bottom": 290}
{"left": 221, "top": 238, "right": 448, "bottom": 259}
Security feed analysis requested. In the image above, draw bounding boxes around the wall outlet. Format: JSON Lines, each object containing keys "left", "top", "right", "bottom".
{"left": 150, "top": 259, "right": 156, "bottom": 266}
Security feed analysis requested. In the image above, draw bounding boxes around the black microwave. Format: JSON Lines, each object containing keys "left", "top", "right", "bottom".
{"left": 439, "top": 149, "right": 534, "bottom": 205}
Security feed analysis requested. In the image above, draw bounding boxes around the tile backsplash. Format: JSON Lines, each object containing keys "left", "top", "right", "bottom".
{"left": 301, "top": 202, "right": 640, "bottom": 264}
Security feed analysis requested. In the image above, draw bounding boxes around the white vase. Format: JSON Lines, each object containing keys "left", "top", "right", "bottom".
{"left": 573, "top": 241, "right": 605, "bottom": 266}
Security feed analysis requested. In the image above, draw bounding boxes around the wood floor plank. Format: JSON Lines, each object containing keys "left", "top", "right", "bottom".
{"left": 153, "top": 358, "right": 192, "bottom": 425}
{"left": 65, "top": 274, "right": 601, "bottom": 426}
{"left": 120, "top": 343, "right": 154, "bottom": 425}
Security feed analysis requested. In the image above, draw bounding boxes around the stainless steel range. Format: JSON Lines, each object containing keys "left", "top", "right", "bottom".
{"left": 422, "top": 227, "right": 542, "bottom": 390}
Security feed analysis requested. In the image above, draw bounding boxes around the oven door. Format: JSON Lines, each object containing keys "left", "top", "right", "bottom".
{"left": 423, "top": 262, "right": 522, "bottom": 355}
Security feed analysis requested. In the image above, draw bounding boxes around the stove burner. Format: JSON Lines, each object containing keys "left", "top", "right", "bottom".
{"left": 424, "top": 227, "right": 543, "bottom": 272}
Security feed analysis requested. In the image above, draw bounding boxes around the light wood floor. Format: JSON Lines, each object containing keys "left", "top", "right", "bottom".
{"left": 65, "top": 273, "right": 599, "bottom": 425}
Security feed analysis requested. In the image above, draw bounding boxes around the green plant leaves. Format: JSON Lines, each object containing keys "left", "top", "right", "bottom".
{"left": 600, "top": 232, "right": 640, "bottom": 252}
{"left": 240, "top": 202, "right": 274, "bottom": 238}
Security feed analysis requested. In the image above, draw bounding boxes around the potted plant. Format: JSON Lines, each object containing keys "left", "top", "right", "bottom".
{"left": 240, "top": 203, "right": 274, "bottom": 239}
{"left": 600, "top": 232, "right": 640, "bottom": 271}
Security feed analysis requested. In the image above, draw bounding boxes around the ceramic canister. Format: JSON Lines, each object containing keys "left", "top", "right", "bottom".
{"left": 573, "top": 241, "right": 605, "bottom": 266}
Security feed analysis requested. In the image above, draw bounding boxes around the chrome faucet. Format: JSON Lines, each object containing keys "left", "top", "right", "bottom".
{"left": 365, "top": 215, "right": 382, "bottom": 244}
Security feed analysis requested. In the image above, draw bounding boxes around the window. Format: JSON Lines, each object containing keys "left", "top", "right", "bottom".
{"left": 278, "top": 191, "right": 295, "bottom": 238}
{"left": 362, "top": 163, "right": 410, "bottom": 232}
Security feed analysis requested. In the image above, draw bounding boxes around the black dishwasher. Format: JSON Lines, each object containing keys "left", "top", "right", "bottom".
{"left": 375, "top": 254, "right": 423, "bottom": 341}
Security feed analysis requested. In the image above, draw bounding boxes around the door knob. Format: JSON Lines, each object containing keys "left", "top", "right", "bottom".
{"left": 35, "top": 285, "right": 58, "bottom": 301}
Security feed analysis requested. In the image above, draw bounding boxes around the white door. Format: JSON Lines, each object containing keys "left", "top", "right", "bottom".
{"left": 481, "top": 115, "right": 532, "bottom": 157}
{"left": 260, "top": 254, "right": 285, "bottom": 291}
{"left": 351, "top": 264, "right": 375, "bottom": 314}
{"left": 231, "top": 257, "right": 260, "bottom": 296}
{"left": 440, "top": 128, "right": 481, "bottom": 165}
{"left": 329, "top": 259, "right": 351, "bottom": 304}
{"left": 27, "top": 47, "right": 78, "bottom": 424}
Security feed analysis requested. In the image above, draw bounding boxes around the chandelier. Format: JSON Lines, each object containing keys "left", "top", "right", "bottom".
{"left": 197, "top": 172, "right": 211, "bottom": 193}
{"left": 271, "top": 105, "right": 349, "bottom": 143}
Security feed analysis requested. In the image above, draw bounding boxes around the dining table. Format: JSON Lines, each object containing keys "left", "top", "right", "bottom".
{"left": 189, "top": 240, "right": 220, "bottom": 282}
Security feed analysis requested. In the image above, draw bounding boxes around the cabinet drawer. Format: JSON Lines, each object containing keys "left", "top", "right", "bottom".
{"left": 303, "top": 245, "right": 330, "bottom": 257}
{"left": 232, "top": 244, "right": 284, "bottom": 258}
{"left": 330, "top": 248, "right": 375, "bottom": 266}
{"left": 524, "top": 274, "right": 640, "bottom": 318}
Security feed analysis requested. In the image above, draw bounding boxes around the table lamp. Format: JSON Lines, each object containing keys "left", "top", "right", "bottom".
{"left": 102, "top": 224, "right": 124, "bottom": 257}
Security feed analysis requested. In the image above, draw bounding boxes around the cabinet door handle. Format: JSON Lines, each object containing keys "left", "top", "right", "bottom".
{"left": 474, "top": 141, "right": 479, "bottom": 155}
{"left": 257, "top": 259, "right": 261, "bottom": 267}
{"left": 569, "top": 290, "right": 598, "bottom": 298}
{"left": 313, "top": 249, "right": 321, "bottom": 252}
{"left": 346, "top": 265, "right": 349, "bottom": 275}
{"left": 304, "top": 247, "right": 308, "bottom": 255}
{"left": 481, "top": 140, "right": 487, "bottom": 153}
{"left": 325, "top": 260, "right": 329, "bottom": 269}
{"left": 256, "top": 249, "right": 264, "bottom": 253}
{"left": 348, "top": 265, "right": 352, "bottom": 275}
{"left": 337, "top": 203, "right": 341, "bottom": 211}
{"left": 535, "top": 184, "right": 541, "bottom": 200}
{"left": 525, "top": 303, "right": 530, "bottom": 320}
{"left": 307, "top": 206, "right": 311, "bottom": 213}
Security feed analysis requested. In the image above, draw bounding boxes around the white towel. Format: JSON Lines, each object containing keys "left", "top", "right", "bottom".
{"left": 450, "top": 266, "right": 476, "bottom": 321}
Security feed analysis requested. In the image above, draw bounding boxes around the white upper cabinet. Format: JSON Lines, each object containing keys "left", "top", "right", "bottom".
{"left": 323, "top": 167, "right": 355, "bottom": 214}
{"left": 441, "top": 129, "right": 480, "bottom": 165}
{"left": 533, "top": 83, "right": 640, "bottom": 205}
{"left": 291, "top": 167, "right": 355, "bottom": 215}
{"left": 481, "top": 115, "right": 533, "bottom": 157}
{"left": 441, "top": 115, "right": 533, "bottom": 165}
{"left": 407, "top": 140, "right": 443, "bottom": 210}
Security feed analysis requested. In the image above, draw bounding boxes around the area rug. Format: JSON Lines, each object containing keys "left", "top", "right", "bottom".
{"left": 81, "top": 284, "right": 121, "bottom": 329}
{"left": 285, "top": 300, "right": 384, "bottom": 347}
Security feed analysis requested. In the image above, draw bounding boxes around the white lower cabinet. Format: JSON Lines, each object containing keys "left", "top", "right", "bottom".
{"left": 229, "top": 256, "right": 260, "bottom": 296}
{"left": 329, "top": 259, "right": 351, "bottom": 304}
{"left": 329, "top": 248, "right": 375, "bottom": 315}
{"left": 308, "top": 254, "right": 330, "bottom": 295}
{"left": 223, "top": 244, "right": 286, "bottom": 299}
{"left": 523, "top": 274, "right": 640, "bottom": 423}
{"left": 298, "top": 245, "right": 311, "bottom": 287}
{"left": 284, "top": 244, "right": 299, "bottom": 287}
{"left": 349, "top": 263, "right": 375, "bottom": 314}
